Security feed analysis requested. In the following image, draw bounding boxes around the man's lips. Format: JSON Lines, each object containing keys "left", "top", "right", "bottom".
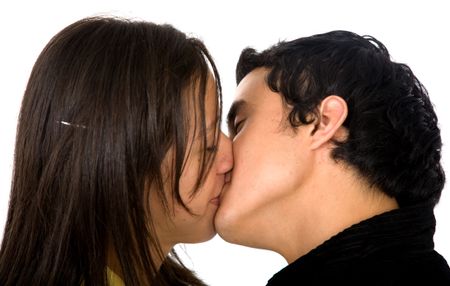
{"left": 224, "top": 172, "right": 232, "bottom": 184}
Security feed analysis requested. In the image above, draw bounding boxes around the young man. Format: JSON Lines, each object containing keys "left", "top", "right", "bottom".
{"left": 215, "top": 31, "right": 450, "bottom": 285}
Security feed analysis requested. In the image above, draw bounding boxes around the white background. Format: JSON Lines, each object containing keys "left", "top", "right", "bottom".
{"left": 0, "top": 1, "right": 449, "bottom": 285}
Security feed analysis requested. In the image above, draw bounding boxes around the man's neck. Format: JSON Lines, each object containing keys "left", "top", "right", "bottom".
{"left": 274, "top": 162, "right": 399, "bottom": 263}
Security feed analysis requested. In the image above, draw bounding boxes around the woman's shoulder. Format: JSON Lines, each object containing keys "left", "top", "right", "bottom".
{"left": 106, "top": 267, "right": 125, "bottom": 286}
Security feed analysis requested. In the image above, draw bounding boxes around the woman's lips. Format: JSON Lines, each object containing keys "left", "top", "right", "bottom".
{"left": 209, "top": 176, "right": 231, "bottom": 206}
{"left": 210, "top": 196, "right": 221, "bottom": 206}
{"left": 211, "top": 177, "right": 232, "bottom": 206}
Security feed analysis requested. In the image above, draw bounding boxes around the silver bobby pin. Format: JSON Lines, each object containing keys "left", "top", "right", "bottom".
{"left": 58, "top": 120, "right": 87, "bottom": 129}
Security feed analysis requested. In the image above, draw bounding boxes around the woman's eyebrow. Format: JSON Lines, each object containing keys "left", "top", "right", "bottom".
{"left": 194, "top": 120, "right": 218, "bottom": 141}
{"left": 227, "top": 100, "right": 247, "bottom": 132}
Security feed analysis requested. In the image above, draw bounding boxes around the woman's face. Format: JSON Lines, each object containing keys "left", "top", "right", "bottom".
{"left": 151, "top": 75, "right": 233, "bottom": 250}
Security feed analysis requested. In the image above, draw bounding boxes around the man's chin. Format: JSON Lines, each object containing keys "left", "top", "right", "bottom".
{"left": 213, "top": 210, "right": 243, "bottom": 245}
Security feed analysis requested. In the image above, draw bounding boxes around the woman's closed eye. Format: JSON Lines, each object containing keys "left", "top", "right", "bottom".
{"left": 206, "top": 145, "right": 218, "bottom": 153}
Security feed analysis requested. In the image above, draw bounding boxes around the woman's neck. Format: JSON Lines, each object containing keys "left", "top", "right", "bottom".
{"left": 106, "top": 241, "right": 173, "bottom": 283}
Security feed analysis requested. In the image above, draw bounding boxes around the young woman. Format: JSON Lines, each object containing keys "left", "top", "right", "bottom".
{"left": 0, "top": 16, "right": 233, "bottom": 286}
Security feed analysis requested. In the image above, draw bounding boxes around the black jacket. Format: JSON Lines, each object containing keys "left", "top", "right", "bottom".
{"left": 267, "top": 203, "right": 450, "bottom": 285}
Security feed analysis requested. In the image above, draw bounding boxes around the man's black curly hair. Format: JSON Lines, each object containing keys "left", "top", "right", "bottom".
{"left": 236, "top": 30, "right": 445, "bottom": 207}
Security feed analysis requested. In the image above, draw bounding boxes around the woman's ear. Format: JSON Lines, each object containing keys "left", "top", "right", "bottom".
{"left": 310, "top": 95, "right": 348, "bottom": 150}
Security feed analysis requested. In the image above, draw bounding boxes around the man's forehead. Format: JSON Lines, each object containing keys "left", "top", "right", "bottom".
{"left": 234, "top": 67, "right": 269, "bottom": 101}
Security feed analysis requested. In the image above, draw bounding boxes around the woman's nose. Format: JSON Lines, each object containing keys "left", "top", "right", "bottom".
{"left": 216, "top": 132, "right": 233, "bottom": 174}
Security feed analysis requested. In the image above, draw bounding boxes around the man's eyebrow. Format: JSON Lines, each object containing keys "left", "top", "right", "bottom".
{"left": 227, "top": 100, "right": 247, "bottom": 131}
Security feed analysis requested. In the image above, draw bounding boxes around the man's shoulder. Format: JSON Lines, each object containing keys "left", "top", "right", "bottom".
{"left": 267, "top": 251, "right": 450, "bottom": 286}
{"left": 343, "top": 251, "right": 450, "bottom": 285}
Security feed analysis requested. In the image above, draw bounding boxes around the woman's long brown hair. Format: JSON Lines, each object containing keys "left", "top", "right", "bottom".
{"left": 0, "top": 17, "right": 222, "bottom": 286}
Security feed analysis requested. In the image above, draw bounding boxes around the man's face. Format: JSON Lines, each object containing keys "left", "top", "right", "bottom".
{"left": 215, "top": 68, "right": 315, "bottom": 248}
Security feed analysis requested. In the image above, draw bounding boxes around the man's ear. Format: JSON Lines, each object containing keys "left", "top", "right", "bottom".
{"left": 310, "top": 95, "right": 348, "bottom": 150}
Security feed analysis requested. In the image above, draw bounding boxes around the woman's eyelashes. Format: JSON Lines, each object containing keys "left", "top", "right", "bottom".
{"left": 206, "top": 145, "right": 218, "bottom": 153}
